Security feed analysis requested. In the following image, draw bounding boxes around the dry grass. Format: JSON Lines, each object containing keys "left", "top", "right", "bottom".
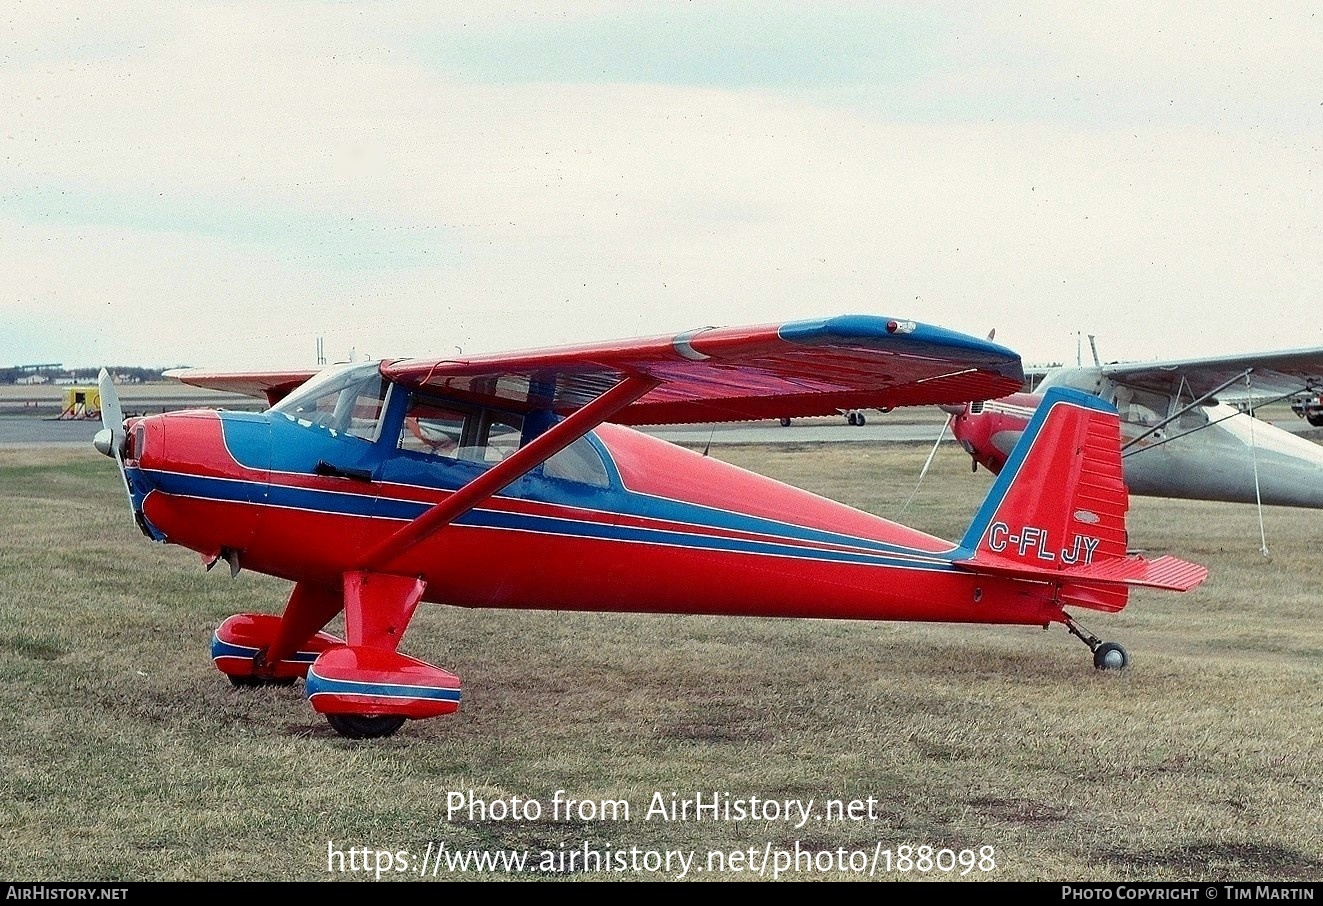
{"left": 0, "top": 442, "right": 1320, "bottom": 882}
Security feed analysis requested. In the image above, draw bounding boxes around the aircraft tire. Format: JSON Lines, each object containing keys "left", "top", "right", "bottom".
{"left": 856, "top": 413, "right": 867, "bottom": 426}
{"left": 228, "top": 674, "right": 298, "bottom": 688}
{"left": 327, "top": 713, "right": 407, "bottom": 739}
{"left": 1092, "top": 641, "right": 1129, "bottom": 671}
{"left": 1307, "top": 414, "right": 1323, "bottom": 427}
{"left": 846, "top": 412, "right": 858, "bottom": 426}
{"left": 779, "top": 418, "right": 791, "bottom": 427}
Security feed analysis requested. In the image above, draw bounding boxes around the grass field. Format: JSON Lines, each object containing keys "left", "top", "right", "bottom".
{"left": 1, "top": 441, "right": 1320, "bottom": 882}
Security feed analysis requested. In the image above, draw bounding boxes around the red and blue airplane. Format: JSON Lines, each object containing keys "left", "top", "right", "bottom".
{"left": 93, "top": 315, "right": 1207, "bottom": 738}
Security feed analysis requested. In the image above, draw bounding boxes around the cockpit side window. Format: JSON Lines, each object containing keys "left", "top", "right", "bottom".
{"left": 1114, "top": 387, "right": 1170, "bottom": 427}
{"left": 1175, "top": 405, "right": 1210, "bottom": 431}
{"left": 400, "top": 397, "right": 467, "bottom": 458}
{"left": 398, "top": 392, "right": 524, "bottom": 465}
{"left": 482, "top": 411, "right": 524, "bottom": 464}
{"left": 343, "top": 378, "right": 390, "bottom": 441}
{"left": 395, "top": 392, "right": 609, "bottom": 487}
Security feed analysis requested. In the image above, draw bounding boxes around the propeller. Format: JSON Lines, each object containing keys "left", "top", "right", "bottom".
{"left": 93, "top": 368, "right": 135, "bottom": 519}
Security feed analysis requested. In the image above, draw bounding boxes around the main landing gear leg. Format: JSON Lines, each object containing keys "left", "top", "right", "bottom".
{"left": 1061, "top": 612, "right": 1130, "bottom": 671}
{"left": 262, "top": 582, "right": 344, "bottom": 670}
{"left": 326, "top": 572, "right": 424, "bottom": 739}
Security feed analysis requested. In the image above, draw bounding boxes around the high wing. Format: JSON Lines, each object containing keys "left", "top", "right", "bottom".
{"left": 164, "top": 317, "right": 1022, "bottom": 420}
{"left": 351, "top": 314, "right": 1024, "bottom": 570}
{"left": 164, "top": 367, "right": 321, "bottom": 407}
{"left": 382, "top": 315, "right": 1025, "bottom": 425}
{"left": 1099, "top": 347, "right": 1323, "bottom": 401}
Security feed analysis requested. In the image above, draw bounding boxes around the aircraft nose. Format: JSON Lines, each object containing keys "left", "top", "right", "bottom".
{"left": 117, "top": 415, "right": 167, "bottom": 539}
{"left": 947, "top": 403, "right": 988, "bottom": 469}
{"left": 132, "top": 410, "right": 269, "bottom": 556}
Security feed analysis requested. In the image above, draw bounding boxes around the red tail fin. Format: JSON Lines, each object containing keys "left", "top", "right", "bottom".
{"left": 955, "top": 388, "right": 1207, "bottom": 612}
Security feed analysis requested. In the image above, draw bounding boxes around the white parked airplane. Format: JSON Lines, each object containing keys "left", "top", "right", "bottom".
{"left": 948, "top": 345, "right": 1323, "bottom": 509}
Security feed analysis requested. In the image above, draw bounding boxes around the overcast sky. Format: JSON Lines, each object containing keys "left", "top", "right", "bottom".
{"left": 3, "top": 2, "right": 1319, "bottom": 371}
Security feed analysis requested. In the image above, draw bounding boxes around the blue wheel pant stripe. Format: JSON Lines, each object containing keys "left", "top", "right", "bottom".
{"left": 305, "top": 670, "right": 461, "bottom": 703}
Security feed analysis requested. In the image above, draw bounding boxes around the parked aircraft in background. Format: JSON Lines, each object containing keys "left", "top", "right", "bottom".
{"left": 778, "top": 407, "right": 875, "bottom": 427}
{"left": 1290, "top": 391, "right": 1323, "bottom": 427}
{"left": 92, "top": 315, "right": 1205, "bottom": 739}
{"left": 949, "top": 346, "right": 1323, "bottom": 508}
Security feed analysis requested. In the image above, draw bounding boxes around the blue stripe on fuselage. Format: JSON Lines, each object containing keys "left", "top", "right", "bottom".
{"left": 217, "top": 411, "right": 273, "bottom": 469}
{"left": 221, "top": 408, "right": 943, "bottom": 559}
{"left": 140, "top": 467, "right": 954, "bottom": 570}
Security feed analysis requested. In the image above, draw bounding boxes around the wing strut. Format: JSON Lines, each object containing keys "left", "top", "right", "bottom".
{"left": 357, "top": 374, "right": 660, "bottom": 572}
{"left": 1244, "top": 372, "right": 1270, "bottom": 559}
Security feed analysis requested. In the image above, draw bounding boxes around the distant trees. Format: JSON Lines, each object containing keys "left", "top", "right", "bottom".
{"left": 65, "top": 366, "right": 171, "bottom": 384}
{"left": 0, "top": 366, "right": 179, "bottom": 385}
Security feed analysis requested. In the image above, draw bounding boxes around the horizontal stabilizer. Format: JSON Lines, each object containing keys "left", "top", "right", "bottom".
{"left": 1133, "top": 555, "right": 1212, "bottom": 591}
{"left": 954, "top": 552, "right": 1208, "bottom": 592}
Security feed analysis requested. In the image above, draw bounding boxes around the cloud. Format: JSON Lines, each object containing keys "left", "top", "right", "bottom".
{"left": 1, "top": 2, "right": 1318, "bottom": 371}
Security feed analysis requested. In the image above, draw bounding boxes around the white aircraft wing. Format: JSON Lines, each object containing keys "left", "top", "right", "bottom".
{"left": 1100, "top": 347, "right": 1323, "bottom": 400}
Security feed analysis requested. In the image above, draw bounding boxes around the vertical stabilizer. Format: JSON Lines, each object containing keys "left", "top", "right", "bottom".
{"left": 955, "top": 387, "right": 1206, "bottom": 612}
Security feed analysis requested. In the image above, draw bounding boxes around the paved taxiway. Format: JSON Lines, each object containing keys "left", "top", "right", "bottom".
{"left": 0, "top": 415, "right": 952, "bottom": 448}
{"left": 3, "top": 411, "right": 1316, "bottom": 448}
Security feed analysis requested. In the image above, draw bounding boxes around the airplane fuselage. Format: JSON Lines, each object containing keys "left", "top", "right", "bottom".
{"left": 99, "top": 365, "right": 1205, "bottom": 736}
{"left": 123, "top": 406, "right": 1068, "bottom": 629}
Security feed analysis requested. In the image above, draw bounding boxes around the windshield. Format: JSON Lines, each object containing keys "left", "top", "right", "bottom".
{"left": 271, "top": 362, "right": 390, "bottom": 440}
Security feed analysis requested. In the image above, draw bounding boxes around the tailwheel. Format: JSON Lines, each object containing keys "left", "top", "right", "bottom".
{"left": 1062, "top": 612, "right": 1130, "bottom": 671}
{"left": 326, "top": 713, "right": 407, "bottom": 739}
{"left": 1092, "top": 641, "right": 1129, "bottom": 671}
